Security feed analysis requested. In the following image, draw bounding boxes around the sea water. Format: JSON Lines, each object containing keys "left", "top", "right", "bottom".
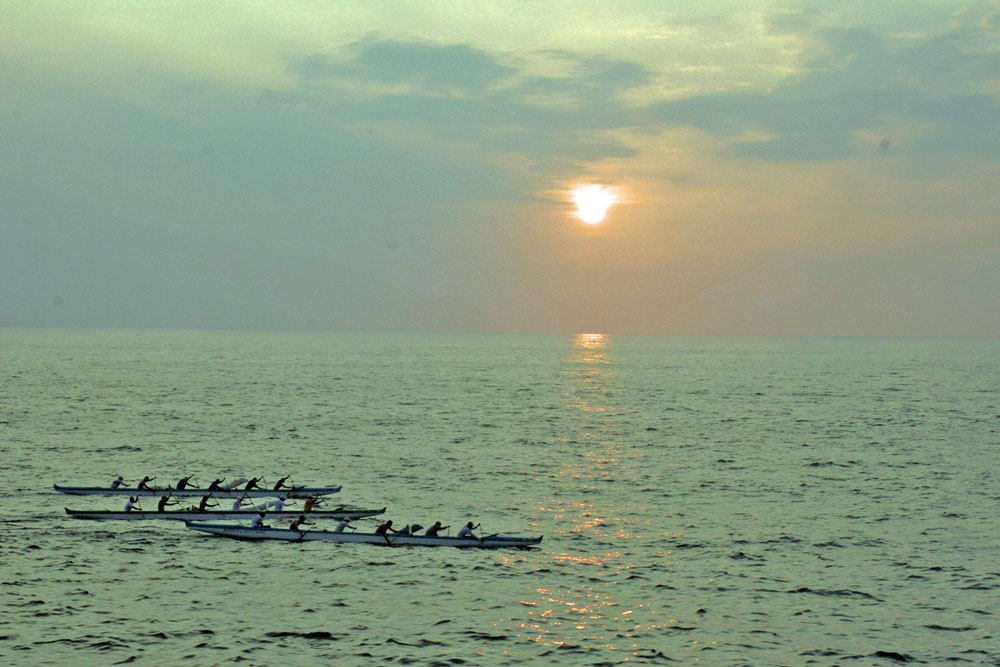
{"left": 1, "top": 329, "right": 997, "bottom": 665}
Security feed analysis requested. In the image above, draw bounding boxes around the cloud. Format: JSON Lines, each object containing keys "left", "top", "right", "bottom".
{"left": 279, "top": 39, "right": 652, "bottom": 174}
{"left": 293, "top": 37, "right": 517, "bottom": 93}
{"left": 648, "top": 19, "right": 1000, "bottom": 162}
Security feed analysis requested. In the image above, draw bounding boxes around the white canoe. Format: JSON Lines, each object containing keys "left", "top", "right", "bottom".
{"left": 53, "top": 485, "right": 340, "bottom": 499}
{"left": 185, "top": 522, "right": 543, "bottom": 548}
{"left": 65, "top": 507, "right": 385, "bottom": 521}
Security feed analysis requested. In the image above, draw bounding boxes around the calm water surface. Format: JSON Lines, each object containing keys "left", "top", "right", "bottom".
{"left": 1, "top": 330, "right": 998, "bottom": 665}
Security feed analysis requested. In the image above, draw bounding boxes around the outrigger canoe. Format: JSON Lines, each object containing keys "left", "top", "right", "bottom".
{"left": 185, "top": 522, "right": 543, "bottom": 549}
{"left": 65, "top": 507, "right": 385, "bottom": 521}
{"left": 53, "top": 485, "right": 340, "bottom": 499}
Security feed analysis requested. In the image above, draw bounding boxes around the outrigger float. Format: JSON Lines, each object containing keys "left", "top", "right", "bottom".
{"left": 185, "top": 522, "right": 543, "bottom": 549}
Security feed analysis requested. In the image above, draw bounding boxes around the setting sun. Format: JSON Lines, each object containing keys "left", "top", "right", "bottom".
{"left": 570, "top": 185, "right": 617, "bottom": 224}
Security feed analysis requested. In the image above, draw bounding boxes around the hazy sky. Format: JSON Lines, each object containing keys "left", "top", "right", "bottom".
{"left": 3, "top": 1, "right": 998, "bottom": 335}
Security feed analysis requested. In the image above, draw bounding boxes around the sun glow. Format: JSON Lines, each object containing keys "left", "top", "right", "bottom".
{"left": 571, "top": 185, "right": 617, "bottom": 224}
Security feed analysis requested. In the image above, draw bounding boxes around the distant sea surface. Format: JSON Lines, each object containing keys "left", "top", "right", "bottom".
{"left": 2, "top": 329, "right": 998, "bottom": 665}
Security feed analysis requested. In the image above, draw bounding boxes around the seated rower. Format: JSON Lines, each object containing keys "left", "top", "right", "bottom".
{"left": 111, "top": 475, "right": 125, "bottom": 489}
{"left": 124, "top": 496, "right": 140, "bottom": 512}
{"left": 425, "top": 521, "right": 449, "bottom": 537}
{"left": 137, "top": 476, "right": 155, "bottom": 490}
{"left": 271, "top": 496, "right": 294, "bottom": 512}
{"left": 231, "top": 494, "right": 250, "bottom": 512}
{"left": 273, "top": 475, "right": 292, "bottom": 491}
{"left": 250, "top": 511, "right": 267, "bottom": 528}
{"left": 189, "top": 495, "right": 217, "bottom": 512}
{"left": 374, "top": 519, "right": 399, "bottom": 545}
{"left": 302, "top": 496, "right": 323, "bottom": 512}
{"left": 176, "top": 475, "right": 195, "bottom": 490}
{"left": 243, "top": 477, "right": 264, "bottom": 491}
{"left": 207, "top": 478, "right": 225, "bottom": 491}
{"left": 333, "top": 517, "right": 355, "bottom": 533}
{"left": 456, "top": 521, "right": 480, "bottom": 539}
{"left": 157, "top": 495, "right": 179, "bottom": 512}
{"left": 289, "top": 515, "right": 312, "bottom": 535}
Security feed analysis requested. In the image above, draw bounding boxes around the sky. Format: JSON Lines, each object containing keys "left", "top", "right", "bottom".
{"left": 2, "top": 1, "right": 999, "bottom": 336}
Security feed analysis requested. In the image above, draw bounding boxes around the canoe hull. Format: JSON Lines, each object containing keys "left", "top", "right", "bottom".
{"left": 65, "top": 507, "right": 385, "bottom": 521}
{"left": 54, "top": 485, "right": 340, "bottom": 499}
{"left": 185, "top": 522, "right": 543, "bottom": 548}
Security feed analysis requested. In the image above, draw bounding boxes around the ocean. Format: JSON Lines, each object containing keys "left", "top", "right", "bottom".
{"left": 2, "top": 329, "right": 997, "bottom": 665}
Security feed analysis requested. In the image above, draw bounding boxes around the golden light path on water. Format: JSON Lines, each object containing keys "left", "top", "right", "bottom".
{"left": 492, "top": 332, "right": 712, "bottom": 660}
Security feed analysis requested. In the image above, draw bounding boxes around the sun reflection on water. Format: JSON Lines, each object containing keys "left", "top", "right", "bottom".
{"left": 574, "top": 332, "right": 608, "bottom": 350}
{"left": 495, "top": 332, "right": 703, "bottom": 659}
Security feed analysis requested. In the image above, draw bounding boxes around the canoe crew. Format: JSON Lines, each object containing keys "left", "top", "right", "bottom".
{"left": 425, "top": 521, "right": 449, "bottom": 537}
{"left": 250, "top": 511, "right": 267, "bottom": 528}
{"left": 333, "top": 518, "right": 355, "bottom": 533}
{"left": 302, "top": 496, "right": 323, "bottom": 512}
{"left": 111, "top": 475, "right": 125, "bottom": 489}
{"left": 124, "top": 496, "right": 139, "bottom": 512}
{"left": 457, "top": 522, "right": 480, "bottom": 539}
{"left": 374, "top": 519, "right": 399, "bottom": 545}
{"left": 157, "top": 495, "right": 179, "bottom": 512}
{"left": 273, "top": 475, "right": 292, "bottom": 491}
{"left": 244, "top": 477, "right": 263, "bottom": 491}
{"left": 137, "top": 476, "right": 155, "bottom": 490}
{"left": 207, "top": 478, "right": 225, "bottom": 491}
{"left": 176, "top": 475, "right": 194, "bottom": 490}
{"left": 289, "top": 515, "right": 312, "bottom": 536}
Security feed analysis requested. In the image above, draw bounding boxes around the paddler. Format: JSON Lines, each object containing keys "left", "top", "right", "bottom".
{"left": 137, "top": 476, "right": 155, "bottom": 490}
{"left": 111, "top": 475, "right": 125, "bottom": 489}
{"left": 374, "top": 519, "right": 399, "bottom": 545}
{"left": 273, "top": 475, "right": 292, "bottom": 491}
{"left": 456, "top": 521, "right": 480, "bottom": 540}
{"left": 302, "top": 496, "right": 323, "bottom": 512}
{"left": 333, "top": 517, "right": 355, "bottom": 533}
{"left": 425, "top": 521, "right": 449, "bottom": 537}
{"left": 176, "top": 475, "right": 195, "bottom": 490}
{"left": 271, "top": 496, "right": 294, "bottom": 512}
{"left": 157, "top": 495, "right": 179, "bottom": 512}
{"left": 289, "top": 515, "right": 312, "bottom": 536}
{"left": 232, "top": 494, "right": 250, "bottom": 511}
{"left": 124, "top": 496, "right": 139, "bottom": 512}
{"left": 207, "top": 478, "right": 225, "bottom": 491}
{"left": 250, "top": 511, "right": 267, "bottom": 528}
{"left": 188, "top": 495, "right": 217, "bottom": 512}
{"left": 243, "top": 476, "right": 264, "bottom": 491}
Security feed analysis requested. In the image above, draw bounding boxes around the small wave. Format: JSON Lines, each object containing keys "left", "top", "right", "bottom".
{"left": 868, "top": 650, "right": 916, "bottom": 663}
{"left": 786, "top": 587, "right": 881, "bottom": 601}
{"left": 464, "top": 631, "right": 507, "bottom": 641}
{"left": 265, "top": 631, "right": 335, "bottom": 641}
{"left": 89, "top": 639, "right": 131, "bottom": 651}
{"left": 386, "top": 638, "right": 444, "bottom": 647}
{"left": 631, "top": 649, "right": 678, "bottom": 662}
{"left": 923, "top": 624, "right": 975, "bottom": 632}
